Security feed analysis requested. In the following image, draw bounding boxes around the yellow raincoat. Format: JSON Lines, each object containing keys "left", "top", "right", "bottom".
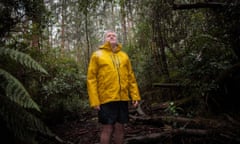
{"left": 87, "top": 42, "right": 141, "bottom": 107}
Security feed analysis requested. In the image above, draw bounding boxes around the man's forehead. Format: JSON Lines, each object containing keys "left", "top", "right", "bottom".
{"left": 106, "top": 32, "right": 116, "bottom": 36}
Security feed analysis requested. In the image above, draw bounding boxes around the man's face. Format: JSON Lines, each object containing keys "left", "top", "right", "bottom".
{"left": 105, "top": 32, "right": 117, "bottom": 45}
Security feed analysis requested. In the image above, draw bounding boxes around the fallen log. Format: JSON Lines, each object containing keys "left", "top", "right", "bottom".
{"left": 129, "top": 115, "right": 233, "bottom": 130}
{"left": 125, "top": 127, "right": 240, "bottom": 144}
{"left": 124, "top": 128, "right": 210, "bottom": 144}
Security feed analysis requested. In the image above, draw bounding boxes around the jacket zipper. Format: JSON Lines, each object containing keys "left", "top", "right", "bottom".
{"left": 111, "top": 53, "right": 122, "bottom": 99}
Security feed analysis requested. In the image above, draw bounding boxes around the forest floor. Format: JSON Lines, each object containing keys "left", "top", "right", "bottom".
{"left": 50, "top": 102, "right": 240, "bottom": 144}
{"left": 51, "top": 110, "right": 165, "bottom": 144}
{"left": 52, "top": 117, "right": 164, "bottom": 144}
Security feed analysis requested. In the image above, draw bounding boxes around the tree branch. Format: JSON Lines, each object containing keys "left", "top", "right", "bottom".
{"left": 172, "top": 2, "right": 226, "bottom": 10}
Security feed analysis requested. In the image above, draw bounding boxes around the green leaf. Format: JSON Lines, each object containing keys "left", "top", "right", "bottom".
{"left": 0, "top": 68, "right": 41, "bottom": 111}
{"left": 0, "top": 47, "right": 48, "bottom": 74}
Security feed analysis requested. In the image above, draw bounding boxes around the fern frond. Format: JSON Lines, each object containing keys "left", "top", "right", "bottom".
{"left": 0, "top": 47, "right": 48, "bottom": 74}
{"left": 0, "top": 95, "right": 55, "bottom": 143}
{"left": 0, "top": 68, "right": 40, "bottom": 111}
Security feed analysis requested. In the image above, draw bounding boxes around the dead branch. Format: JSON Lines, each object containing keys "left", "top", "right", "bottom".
{"left": 152, "top": 83, "right": 182, "bottom": 87}
{"left": 136, "top": 100, "right": 147, "bottom": 116}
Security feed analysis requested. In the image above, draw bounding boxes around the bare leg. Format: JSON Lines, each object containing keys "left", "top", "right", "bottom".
{"left": 100, "top": 124, "right": 113, "bottom": 144}
{"left": 113, "top": 123, "right": 124, "bottom": 144}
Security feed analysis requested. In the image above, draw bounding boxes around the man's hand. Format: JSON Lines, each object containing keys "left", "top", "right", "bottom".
{"left": 94, "top": 106, "right": 100, "bottom": 110}
{"left": 132, "top": 101, "right": 139, "bottom": 108}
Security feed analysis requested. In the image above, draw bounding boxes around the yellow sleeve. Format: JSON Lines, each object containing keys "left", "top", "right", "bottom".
{"left": 87, "top": 53, "right": 100, "bottom": 107}
{"left": 127, "top": 57, "right": 141, "bottom": 101}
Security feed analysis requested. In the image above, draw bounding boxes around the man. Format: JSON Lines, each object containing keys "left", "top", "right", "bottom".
{"left": 87, "top": 30, "right": 141, "bottom": 144}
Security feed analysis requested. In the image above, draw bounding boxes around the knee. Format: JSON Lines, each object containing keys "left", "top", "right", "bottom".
{"left": 102, "top": 125, "right": 114, "bottom": 134}
{"left": 114, "top": 123, "right": 124, "bottom": 130}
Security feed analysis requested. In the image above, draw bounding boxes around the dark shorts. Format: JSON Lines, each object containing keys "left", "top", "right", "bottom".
{"left": 98, "top": 101, "right": 129, "bottom": 124}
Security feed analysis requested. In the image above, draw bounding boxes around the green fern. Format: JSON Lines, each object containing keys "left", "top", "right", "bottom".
{"left": 0, "top": 48, "right": 48, "bottom": 74}
{"left": 0, "top": 46, "right": 58, "bottom": 143}
{"left": 0, "top": 95, "right": 55, "bottom": 144}
{"left": 0, "top": 68, "right": 40, "bottom": 111}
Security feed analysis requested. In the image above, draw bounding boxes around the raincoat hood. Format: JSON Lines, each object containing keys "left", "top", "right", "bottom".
{"left": 99, "top": 41, "right": 122, "bottom": 53}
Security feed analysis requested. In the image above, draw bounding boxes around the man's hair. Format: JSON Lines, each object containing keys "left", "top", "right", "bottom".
{"left": 103, "top": 30, "right": 118, "bottom": 43}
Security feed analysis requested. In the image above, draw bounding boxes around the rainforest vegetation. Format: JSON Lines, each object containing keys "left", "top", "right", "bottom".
{"left": 0, "top": 0, "right": 240, "bottom": 144}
